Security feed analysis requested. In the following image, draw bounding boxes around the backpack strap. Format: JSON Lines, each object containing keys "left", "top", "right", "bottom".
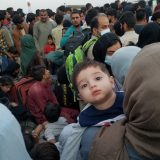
{"left": 82, "top": 38, "right": 98, "bottom": 55}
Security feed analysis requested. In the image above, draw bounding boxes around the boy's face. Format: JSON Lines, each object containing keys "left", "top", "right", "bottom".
{"left": 0, "top": 84, "right": 12, "bottom": 93}
{"left": 48, "top": 38, "right": 53, "bottom": 45}
{"left": 76, "top": 66, "right": 115, "bottom": 106}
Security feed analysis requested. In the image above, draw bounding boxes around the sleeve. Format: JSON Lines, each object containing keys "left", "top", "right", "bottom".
{"left": 28, "top": 88, "right": 47, "bottom": 124}
{"left": 33, "top": 22, "right": 40, "bottom": 51}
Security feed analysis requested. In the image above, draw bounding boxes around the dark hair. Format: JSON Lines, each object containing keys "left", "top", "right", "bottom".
{"left": 106, "top": 8, "right": 117, "bottom": 18}
{"left": 85, "top": 8, "right": 99, "bottom": 26}
{"left": 119, "top": 11, "right": 136, "bottom": 28}
{"left": 23, "top": 133, "right": 35, "bottom": 155}
{"left": 46, "top": 9, "right": 53, "bottom": 18}
{"left": 8, "top": 46, "right": 18, "bottom": 55}
{"left": 93, "top": 32, "right": 122, "bottom": 63}
{"left": 0, "top": 76, "right": 13, "bottom": 86}
{"left": 12, "top": 14, "right": 23, "bottom": 25}
{"left": 65, "top": 7, "right": 72, "bottom": 12}
{"left": 86, "top": 3, "right": 93, "bottom": 10}
{"left": 31, "top": 142, "right": 60, "bottom": 160}
{"left": 40, "top": 9, "right": 47, "bottom": 15}
{"left": 36, "top": 9, "right": 40, "bottom": 16}
{"left": 138, "top": 0, "right": 146, "bottom": 8}
{"left": 137, "top": 22, "right": 160, "bottom": 48}
{"left": 57, "top": 5, "right": 66, "bottom": 13}
{"left": 136, "top": 9, "right": 146, "bottom": 21}
{"left": 26, "top": 13, "right": 36, "bottom": 23}
{"left": 55, "top": 14, "right": 63, "bottom": 25}
{"left": 72, "top": 60, "right": 110, "bottom": 93}
{"left": 31, "top": 65, "right": 46, "bottom": 81}
{"left": 71, "top": 10, "right": 80, "bottom": 17}
{"left": 0, "top": 13, "right": 5, "bottom": 21}
{"left": 48, "top": 34, "right": 53, "bottom": 40}
{"left": 44, "top": 103, "right": 61, "bottom": 123}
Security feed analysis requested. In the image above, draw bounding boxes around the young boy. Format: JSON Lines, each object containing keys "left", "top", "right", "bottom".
{"left": 72, "top": 60, "right": 124, "bottom": 127}
{"left": 43, "top": 103, "right": 68, "bottom": 143}
{"left": 59, "top": 60, "right": 124, "bottom": 160}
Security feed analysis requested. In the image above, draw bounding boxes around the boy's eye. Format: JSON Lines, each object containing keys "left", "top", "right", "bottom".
{"left": 96, "top": 76, "right": 102, "bottom": 80}
{"left": 81, "top": 84, "right": 87, "bottom": 89}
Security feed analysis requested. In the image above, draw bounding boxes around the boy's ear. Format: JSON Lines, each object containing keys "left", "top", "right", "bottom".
{"left": 110, "top": 76, "right": 115, "bottom": 89}
{"left": 77, "top": 93, "right": 83, "bottom": 101}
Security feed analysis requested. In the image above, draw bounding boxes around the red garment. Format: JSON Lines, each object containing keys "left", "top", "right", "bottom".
{"left": 27, "top": 81, "right": 58, "bottom": 124}
{"left": 44, "top": 44, "right": 56, "bottom": 54}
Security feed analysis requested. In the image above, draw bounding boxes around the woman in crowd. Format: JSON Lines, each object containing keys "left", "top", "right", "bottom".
{"left": 89, "top": 43, "right": 160, "bottom": 160}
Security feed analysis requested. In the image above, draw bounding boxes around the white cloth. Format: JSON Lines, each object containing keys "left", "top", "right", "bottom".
{"left": 44, "top": 117, "right": 68, "bottom": 141}
{"left": 0, "top": 103, "right": 31, "bottom": 160}
{"left": 120, "top": 30, "right": 139, "bottom": 46}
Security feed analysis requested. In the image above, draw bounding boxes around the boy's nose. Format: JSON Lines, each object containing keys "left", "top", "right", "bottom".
{"left": 89, "top": 82, "right": 96, "bottom": 89}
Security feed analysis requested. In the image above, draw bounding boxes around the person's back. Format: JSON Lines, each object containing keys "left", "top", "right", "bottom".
{"left": 27, "top": 65, "right": 58, "bottom": 124}
{"left": 52, "top": 14, "right": 63, "bottom": 49}
{"left": 119, "top": 11, "right": 139, "bottom": 46}
{"left": 44, "top": 103, "right": 68, "bottom": 143}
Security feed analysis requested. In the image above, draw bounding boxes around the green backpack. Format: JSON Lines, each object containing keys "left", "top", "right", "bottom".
{"left": 65, "top": 38, "right": 98, "bottom": 100}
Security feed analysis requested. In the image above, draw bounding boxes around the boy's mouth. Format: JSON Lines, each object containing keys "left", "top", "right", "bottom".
{"left": 91, "top": 90, "right": 101, "bottom": 96}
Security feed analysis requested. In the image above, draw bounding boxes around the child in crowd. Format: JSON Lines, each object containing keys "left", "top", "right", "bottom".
{"left": 44, "top": 34, "right": 56, "bottom": 54}
{"left": 72, "top": 60, "right": 124, "bottom": 127}
{"left": 32, "top": 103, "right": 68, "bottom": 144}
{"left": 59, "top": 60, "right": 125, "bottom": 160}
{"left": 43, "top": 103, "right": 68, "bottom": 143}
{"left": 31, "top": 142, "right": 60, "bottom": 160}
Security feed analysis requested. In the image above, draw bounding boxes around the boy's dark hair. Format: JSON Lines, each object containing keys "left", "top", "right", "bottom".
{"left": 31, "top": 142, "right": 60, "bottom": 160}
{"left": 72, "top": 60, "right": 110, "bottom": 93}
{"left": 48, "top": 34, "right": 53, "bottom": 40}
{"left": 119, "top": 11, "right": 136, "bottom": 28}
{"left": 44, "top": 103, "right": 61, "bottom": 123}
{"left": 136, "top": 9, "right": 146, "bottom": 21}
{"left": 0, "top": 76, "right": 13, "bottom": 86}
{"left": 12, "top": 14, "right": 23, "bottom": 25}
{"left": 31, "top": 65, "right": 46, "bottom": 81}
{"left": 55, "top": 14, "right": 63, "bottom": 25}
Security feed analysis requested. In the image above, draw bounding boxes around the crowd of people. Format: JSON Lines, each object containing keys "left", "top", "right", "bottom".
{"left": 1, "top": 0, "right": 160, "bottom": 159}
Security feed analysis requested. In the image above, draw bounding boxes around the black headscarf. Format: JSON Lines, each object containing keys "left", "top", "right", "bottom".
{"left": 137, "top": 22, "right": 160, "bottom": 48}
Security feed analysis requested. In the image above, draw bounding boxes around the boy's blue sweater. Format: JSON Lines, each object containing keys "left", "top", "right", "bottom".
{"left": 79, "top": 92, "right": 124, "bottom": 127}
